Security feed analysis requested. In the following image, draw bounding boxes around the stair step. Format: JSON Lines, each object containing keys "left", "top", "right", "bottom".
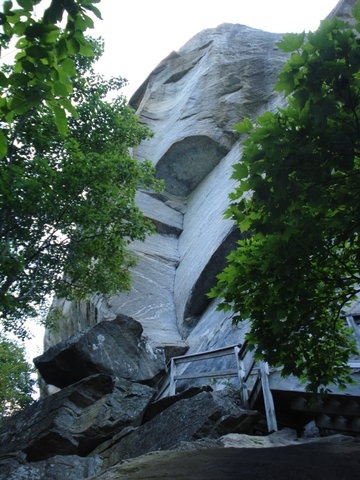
{"left": 316, "top": 414, "right": 360, "bottom": 433}
{"left": 290, "top": 396, "right": 360, "bottom": 417}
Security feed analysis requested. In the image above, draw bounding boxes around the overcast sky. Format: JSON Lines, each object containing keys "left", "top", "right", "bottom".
{"left": 94, "top": 0, "right": 340, "bottom": 99}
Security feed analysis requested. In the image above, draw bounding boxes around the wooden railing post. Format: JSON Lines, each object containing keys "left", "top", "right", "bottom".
{"left": 260, "top": 361, "right": 278, "bottom": 432}
{"left": 234, "top": 346, "right": 249, "bottom": 407}
{"left": 169, "top": 358, "right": 176, "bottom": 396}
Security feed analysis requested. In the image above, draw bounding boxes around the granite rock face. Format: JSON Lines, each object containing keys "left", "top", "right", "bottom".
{"left": 44, "top": 23, "right": 289, "bottom": 358}
{"left": 327, "top": 0, "right": 358, "bottom": 23}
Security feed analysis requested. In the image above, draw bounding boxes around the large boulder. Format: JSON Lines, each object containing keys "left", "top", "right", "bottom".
{"left": 0, "top": 374, "right": 154, "bottom": 462}
{"left": 35, "top": 315, "right": 166, "bottom": 389}
{"left": 88, "top": 435, "right": 360, "bottom": 480}
{"left": 0, "top": 454, "right": 103, "bottom": 480}
{"left": 94, "top": 388, "right": 260, "bottom": 468}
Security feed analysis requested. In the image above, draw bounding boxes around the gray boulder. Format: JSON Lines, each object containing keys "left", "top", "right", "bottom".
{"left": 87, "top": 435, "right": 360, "bottom": 480}
{"left": 0, "top": 374, "right": 154, "bottom": 462}
{"left": 0, "top": 453, "right": 103, "bottom": 480}
{"left": 35, "top": 315, "right": 166, "bottom": 388}
{"left": 94, "top": 388, "right": 259, "bottom": 468}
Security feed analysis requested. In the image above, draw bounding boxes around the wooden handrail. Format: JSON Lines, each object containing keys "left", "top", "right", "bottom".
{"left": 170, "top": 343, "right": 248, "bottom": 364}
{"left": 169, "top": 343, "right": 249, "bottom": 405}
{"left": 165, "top": 341, "right": 278, "bottom": 433}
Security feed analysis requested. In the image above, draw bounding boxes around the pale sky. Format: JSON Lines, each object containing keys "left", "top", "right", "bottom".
{"left": 94, "top": 0, "right": 340, "bottom": 99}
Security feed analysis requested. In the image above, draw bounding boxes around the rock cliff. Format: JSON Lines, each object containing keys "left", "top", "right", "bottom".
{"left": 44, "top": 22, "right": 288, "bottom": 364}
{"left": 1, "top": 2, "right": 360, "bottom": 479}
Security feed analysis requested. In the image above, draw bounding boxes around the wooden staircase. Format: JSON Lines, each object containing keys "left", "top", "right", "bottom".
{"left": 269, "top": 389, "right": 360, "bottom": 436}
{"left": 156, "top": 343, "right": 360, "bottom": 436}
{"left": 156, "top": 342, "right": 278, "bottom": 433}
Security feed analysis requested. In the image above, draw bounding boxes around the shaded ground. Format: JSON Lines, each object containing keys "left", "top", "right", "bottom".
{"left": 91, "top": 437, "right": 360, "bottom": 480}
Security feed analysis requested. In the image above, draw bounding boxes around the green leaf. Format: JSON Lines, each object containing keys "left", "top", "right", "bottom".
{"left": 17, "top": 0, "right": 33, "bottom": 9}
{"left": 86, "top": 4, "right": 102, "bottom": 19}
{"left": 232, "top": 162, "right": 248, "bottom": 180}
{"left": 257, "top": 111, "right": 276, "bottom": 126}
{"left": 60, "top": 57, "right": 76, "bottom": 76}
{"left": 0, "top": 130, "right": 8, "bottom": 159}
{"left": 234, "top": 117, "right": 253, "bottom": 134}
{"left": 59, "top": 97, "right": 78, "bottom": 118}
{"left": 15, "top": 37, "right": 29, "bottom": 49}
{"left": 9, "top": 72, "right": 27, "bottom": 87}
{"left": 53, "top": 81, "right": 71, "bottom": 96}
{"left": 13, "top": 20, "right": 27, "bottom": 36}
{"left": 352, "top": 0, "right": 360, "bottom": 22}
{"left": 83, "top": 14, "right": 94, "bottom": 29}
{"left": 53, "top": 105, "right": 68, "bottom": 135}
{"left": 238, "top": 215, "right": 252, "bottom": 232}
{"left": 78, "top": 39, "right": 95, "bottom": 56}
{"left": 8, "top": 96, "right": 28, "bottom": 115}
{"left": 41, "top": 26, "right": 60, "bottom": 44}
{"left": 0, "top": 72, "right": 8, "bottom": 87}
{"left": 277, "top": 32, "right": 306, "bottom": 53}
{"left": 43, "top": 2, "right": 64, "bottom": 24}
{"left": 3, "top": 2, "right": 13, "bottom": 15}
{"left": 66, "top": 38, "right": 80, "bottom": 54}
{"left": 26, "top": 45, "right": 47, "bottom": 58}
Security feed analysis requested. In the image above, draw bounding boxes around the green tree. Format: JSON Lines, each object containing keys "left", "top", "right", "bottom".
{"left": 0, "top": 0, "right": 103, "bottom": 157}
{"left": 210, "top": 4, "right": 360, "bottom": 392}
{"left": 0, "top": 38, "right": 162, "bottom": 337}
{"left": 0, "top": 334, "right": 35, "bottom": 420}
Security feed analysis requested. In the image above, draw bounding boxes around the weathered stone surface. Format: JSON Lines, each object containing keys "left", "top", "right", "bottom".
{"left": 128, "top": 25, "right": 288, "bottom": 336}
{"left": 327, "top": 0, "right": 358, "bottom": 24}
{"left": 0, "top": 374, "right": 154, "bottom": 461}
{"left": 0, "top": 453, "right": 103, "bottom": 480}
{"left": 130, "top": 24, "right": 287, "bottom": 172}
{"left": 94, "top": 389, "right": 259, "bottom": 468}
{"left": 45, "top": 233, "right": 188, "bottom": 359}
{"left": 142, "top": 386, "right": 212, "bottom": 423}
{"left": 35, "top": 315, "right": 165, "bottom": 388}
{"left": 174, "top": 146, "right": 239, "bottom": 334}
{"left": 88, "top": 435, "right": 360, "bottom": 480}
{"left": 135, "top": 190, "right": 183, "bottom": 235}
{"left": 45, "top": 23, "right": 289, "bottom": 356}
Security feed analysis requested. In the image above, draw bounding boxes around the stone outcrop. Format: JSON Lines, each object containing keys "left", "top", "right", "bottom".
{"left": 87, "top": 435, "right": 360, "bottom": 480}
{"left": 93, "top": 388, "right": 260, "bottom": 469}
{"left": 0, "top": 454, "right": 103, "bottom": 480}
{"left": 34, "top": 315, "right": 166, "bottom": 388}
{"left": 0, "top": 374, "right": 154, "bottom": 462}
{"left": 0, "top": 385, "right": 262, "bottom": 480}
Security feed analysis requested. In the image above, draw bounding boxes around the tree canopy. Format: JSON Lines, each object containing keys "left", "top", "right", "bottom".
{"left": 210, "top": 3, "right": 360, "bottom": 392}
{"left": 0, "top": 335, "right": 35, "bottom": 420}
{"left": 0, "top": 0, "right": 104, "bottom": 155}
{"left": 0, "top": 2, "right": 162, "bottom": 338}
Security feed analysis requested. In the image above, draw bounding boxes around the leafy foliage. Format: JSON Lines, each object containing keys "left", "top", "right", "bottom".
{"left": 210, "top": 7, "right": 360, "bottom": 392}
{"left": 0, "top": 334, "right": 35, "bottom": 420}
{"left": 0, "top": 37, "right": 162, "bottom": 337}
{"left": 0, "top": 0, "right": 103, "bottom": 157}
